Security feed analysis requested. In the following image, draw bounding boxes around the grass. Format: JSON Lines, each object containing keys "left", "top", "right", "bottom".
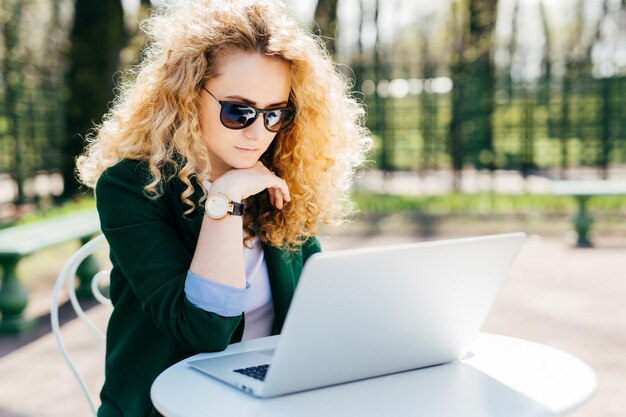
{"left": 341, "top": 191, "right": 626, "bottom": 240}
{"left": 17, "top": 197, "right": 96, "bottom": 224}
{"left": 351, "top": 191, "right": 626, "bottom": 217}
{"left": 0, "top": 196, "right": 96, "bottom": 230}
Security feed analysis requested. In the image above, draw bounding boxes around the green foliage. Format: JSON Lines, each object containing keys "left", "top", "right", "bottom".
{"left": 351, "top": 191, "right": 626, "bottom": 217}
{"left": 4, "top": 197, "right": 96, "bottom": 228}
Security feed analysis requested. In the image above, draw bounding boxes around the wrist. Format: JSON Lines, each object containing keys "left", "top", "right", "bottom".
{"left": 204, "top": 192, "right": 245, "bottom": 219}
{"left": 209, "top": 177, "right": 243, "bottom": 203}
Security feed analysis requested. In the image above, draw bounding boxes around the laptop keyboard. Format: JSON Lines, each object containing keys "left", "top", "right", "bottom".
{"left": 233, "top": 364, "right": 270, "bottom": 381}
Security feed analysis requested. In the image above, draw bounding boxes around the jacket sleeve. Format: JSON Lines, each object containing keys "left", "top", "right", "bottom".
{"left": 96, "top": 161, "right": 241, "bottom": 352}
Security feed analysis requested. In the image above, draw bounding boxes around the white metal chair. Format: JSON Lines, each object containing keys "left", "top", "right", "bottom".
{"left": 51, "top": 234, "right": 112, "bottom": 416}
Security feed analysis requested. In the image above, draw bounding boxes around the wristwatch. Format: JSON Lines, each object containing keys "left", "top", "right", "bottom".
{"left": 204, "top": 193, "right": 245, "bottom": 219}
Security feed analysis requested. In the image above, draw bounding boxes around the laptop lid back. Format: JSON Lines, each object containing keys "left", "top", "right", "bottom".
{"left": 262, "top": 232, "right": 526, "bottom": 397}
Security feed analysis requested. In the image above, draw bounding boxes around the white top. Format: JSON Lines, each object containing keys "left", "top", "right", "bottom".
{"left": 241, "top": 235, "right": 274, "bottom": 340}
{"left": 151, "top": 333, "right": 597, "bottom": 417}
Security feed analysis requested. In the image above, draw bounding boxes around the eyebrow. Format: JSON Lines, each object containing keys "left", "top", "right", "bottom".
{"left": 225, "top": 95, "right": 289, "bottom": 108}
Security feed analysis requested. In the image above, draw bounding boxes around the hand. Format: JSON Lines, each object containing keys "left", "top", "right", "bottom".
{"left": 210, "top": 162, "right": 291, "bottom": 209}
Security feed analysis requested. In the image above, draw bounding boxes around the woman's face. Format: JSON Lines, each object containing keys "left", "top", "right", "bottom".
{"left": 199, "top": 51, "right": 292, "bottom": 180}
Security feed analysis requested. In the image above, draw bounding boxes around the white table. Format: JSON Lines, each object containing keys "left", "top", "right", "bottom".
{"left": 552, "top": 180, "right": 626, "bottom": 247}
{"left": 151, "top": 333, "right": 596, "bottom": 417}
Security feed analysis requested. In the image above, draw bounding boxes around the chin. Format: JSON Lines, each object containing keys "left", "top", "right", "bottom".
{"left": 229, "top": 158, "right": 260, "bottom": 169}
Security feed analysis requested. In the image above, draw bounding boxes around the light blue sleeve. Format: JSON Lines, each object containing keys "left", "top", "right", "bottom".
{"left": 184, "top": 270, "right": 250, "bottom": 317}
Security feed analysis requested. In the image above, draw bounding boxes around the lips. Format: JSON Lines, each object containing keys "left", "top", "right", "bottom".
{"left": 235, "top": 147, "right": 259, "bottom": 152}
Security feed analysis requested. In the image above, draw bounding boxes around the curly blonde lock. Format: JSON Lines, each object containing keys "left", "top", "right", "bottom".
{"left": 77, "top": 0, "right": 371, "bottom": 249}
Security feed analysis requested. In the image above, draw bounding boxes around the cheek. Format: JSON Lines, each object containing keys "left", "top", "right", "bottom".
{"left": 199, "top": 107, "right": 211, "bottom": 136}
{"left": 200, "top": 104, "right": 215, "bottom": 126}
{"left": 200, "top": 110, "right": 224, "bottom": 144}
{"left": 200, "top": 117, "right": 215, "bottom": 140}
{"left": 199, "top": 103, "right": 222, "bottom": 137}
{"left": 202, "top": 121, "right": 244, "bottom": 154}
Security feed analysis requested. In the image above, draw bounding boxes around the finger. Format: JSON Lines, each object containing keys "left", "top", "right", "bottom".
{"left": 273, "top": 187, "right": 284, "bottom": 209}
{"left": 274, "top": 178, "right": 291, "bottom": 202}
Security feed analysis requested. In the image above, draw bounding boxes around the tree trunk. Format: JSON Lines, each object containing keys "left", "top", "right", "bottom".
{"left": 521, "top": 87, "right": 535, "bottom": 177}
{"left": 599, "top": 77, "right": 611, "bottom": 179}
{"left": 448, "top": 0, "right": 498, "bottom": 190}
{"left": 466, "top": 0, "right": 497, "bottom": 171}
{"left": 43, "top": 0, "right": 67, "bottom": 177}
{"left": 62, "top": 0, "right": 127, "bottom": 199}
{"left": 596, "top": 0, "right": 612, "bottom": 179}
{"left": 448, "top": 2, "right": 465, "bottom": 191}
{"left": 2, "top": 0, "right": 26, "bottom": 204}
{"left": 559, "top": 69, "right": 571, "bottom": 179}
{"left": 313, "top": 0, "right": 339, "bottom": 55}
{"left": 419, "top": 18, "right": 437, "bottom": 173}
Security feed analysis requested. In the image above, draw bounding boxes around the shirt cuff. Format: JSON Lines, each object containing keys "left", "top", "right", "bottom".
{"left": 184, "top": 270, "right": 250, "bottom": 317}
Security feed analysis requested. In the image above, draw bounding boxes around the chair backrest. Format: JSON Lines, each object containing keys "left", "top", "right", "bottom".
{"left": 51, "top": 234, "right": 111, "bottom": 416}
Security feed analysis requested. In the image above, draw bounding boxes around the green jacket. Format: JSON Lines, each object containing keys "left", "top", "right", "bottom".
{"left": 95, "top": 159, "right": 321, "bottom": 417}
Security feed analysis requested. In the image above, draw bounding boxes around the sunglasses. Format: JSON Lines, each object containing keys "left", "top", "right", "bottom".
{"left": 203, "top": 87, "right": 296, "bottom": 133}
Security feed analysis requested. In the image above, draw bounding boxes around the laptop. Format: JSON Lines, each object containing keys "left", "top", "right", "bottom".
{"left": 188, "top": 232, "right": 526, "bottom": 398}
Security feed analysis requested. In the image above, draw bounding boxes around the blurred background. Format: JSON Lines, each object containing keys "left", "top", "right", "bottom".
{"left": 0, "top": 1, "right": 625, "bottom": 416}
{"left": 0, "top": 0, "right": 626, "bottom": 214}
{"left": 0, "top": 0, "right": 625, "bottom": 220}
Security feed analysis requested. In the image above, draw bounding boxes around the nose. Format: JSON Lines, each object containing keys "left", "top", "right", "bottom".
{"left": 244, "top": 114, "right": 269, "bottom": 141}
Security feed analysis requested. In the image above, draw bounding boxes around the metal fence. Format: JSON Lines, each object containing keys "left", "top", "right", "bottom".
{"left": 358, "top": 68, "right": 626, "bottom": 178}
{"left": 2, "top": 64, "right": 626, "bottom": 207}
{"left": 0, "top": 83, "right": 65, "bottom": 205}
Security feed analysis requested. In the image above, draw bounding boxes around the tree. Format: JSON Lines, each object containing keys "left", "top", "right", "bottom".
{"left": 448, "top": 0, "right": 498, "bottom": 190}
{"left": 61, "top": 0, "right": 127, "bottom": 199}
{"left": 417, "top": 10, "right": 440, "bottom": 172}
{"left": 2, "top": 0, "right": 26, "bottom": 203}
{"left": 313, "top": 0, "right": 339, "bottom": 55}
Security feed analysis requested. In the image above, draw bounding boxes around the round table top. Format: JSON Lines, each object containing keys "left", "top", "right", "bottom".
{"left": 151, "top": 333, "right": 596, "bottom": 417}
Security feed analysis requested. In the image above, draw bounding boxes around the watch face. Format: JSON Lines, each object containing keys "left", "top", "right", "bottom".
{"left": 206, "top": 194, "right": 229, "bottom": 218}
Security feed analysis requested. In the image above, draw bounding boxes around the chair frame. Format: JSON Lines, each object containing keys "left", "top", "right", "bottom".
{"left": 51, "top": 234, "right": 111, "bottom": 416}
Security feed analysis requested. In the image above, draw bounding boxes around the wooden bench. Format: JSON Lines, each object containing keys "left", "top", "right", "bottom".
{"left": 553, "top": 180, "right": 626, "bottom": 247}
{"left": 0, "top": 208, "right": 101, "bottom": 333}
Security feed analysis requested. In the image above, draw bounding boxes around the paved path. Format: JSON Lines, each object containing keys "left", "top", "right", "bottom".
{"left": 0, "top": 231, "right": 624, "bottom": 417}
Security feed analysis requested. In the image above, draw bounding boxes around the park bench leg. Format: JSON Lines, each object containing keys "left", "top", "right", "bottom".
{"left": 0, "top": 256, "right": 37, "bottom": 334}
{"left": 75, "top": 236, "right": 102, "bottom": 298}
{"left": 574, "top": 195, "right": 593, "bottom": 248}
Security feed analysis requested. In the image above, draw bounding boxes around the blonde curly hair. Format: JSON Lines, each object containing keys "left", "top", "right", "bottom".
{"left": 77, "top": 0, "right": 371, "bottom": 248}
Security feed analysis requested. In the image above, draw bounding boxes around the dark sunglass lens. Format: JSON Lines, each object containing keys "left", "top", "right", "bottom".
{"left": 264, "top": 109, "right": 296, "bottom": 132}
{"left": 221, "top": 103, "right": 257, "bottom": 129}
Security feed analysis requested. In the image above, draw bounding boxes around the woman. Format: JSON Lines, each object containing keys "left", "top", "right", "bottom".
{"left": 77, "top": 0, "right": 370, "bottom": 415}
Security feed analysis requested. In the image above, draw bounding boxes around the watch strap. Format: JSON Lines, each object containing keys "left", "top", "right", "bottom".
{"left": 229, "top": 201, "right": 245, "bottom": 216}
